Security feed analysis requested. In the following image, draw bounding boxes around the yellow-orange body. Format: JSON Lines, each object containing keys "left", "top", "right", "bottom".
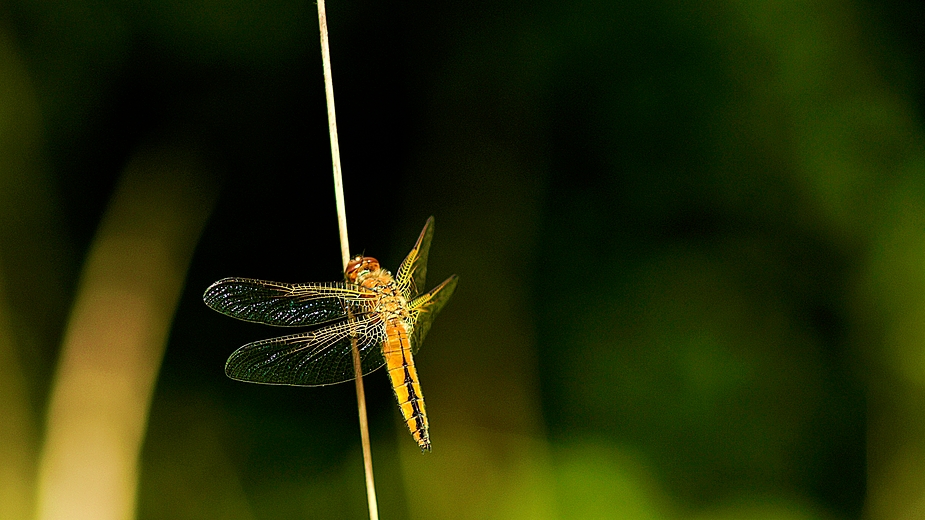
{"left": 207, "top": 217, "right": 456, "bottom": 452}
{"left": 347, "top": 256, "right": 430, "bottom": 450}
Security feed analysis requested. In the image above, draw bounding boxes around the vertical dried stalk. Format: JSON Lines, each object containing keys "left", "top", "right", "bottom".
{"left": 316, "top": 2, "right": 379, "bottom": 519}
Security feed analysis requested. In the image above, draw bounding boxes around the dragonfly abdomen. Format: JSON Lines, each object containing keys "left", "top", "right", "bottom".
{"left": 383, "top": 319, "right": 430, "bottom": 452}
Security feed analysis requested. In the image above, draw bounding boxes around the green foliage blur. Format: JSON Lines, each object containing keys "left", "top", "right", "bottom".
{"left": 3, "top": 0, "right": 925, "bottom": 519}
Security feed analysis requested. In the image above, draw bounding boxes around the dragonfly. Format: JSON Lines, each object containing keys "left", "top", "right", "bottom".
{"left": 203, "top": 217, "right": 457, "bottom": 451}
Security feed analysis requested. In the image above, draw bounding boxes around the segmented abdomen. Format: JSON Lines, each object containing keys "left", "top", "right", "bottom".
{"left": 383, "top": 319, "right": 430, "bottom": 451}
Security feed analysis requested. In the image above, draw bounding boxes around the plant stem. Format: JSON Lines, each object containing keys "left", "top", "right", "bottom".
{"left": 316, "top": 1, "right": 379, "bottom": 519}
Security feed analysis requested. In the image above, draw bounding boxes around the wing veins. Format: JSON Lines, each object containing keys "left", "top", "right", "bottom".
{"left": 225, "top": 314, "right": 387, "bottom": 386}
{"left": 204, "top": 277, "right": 374, "bottom": 327}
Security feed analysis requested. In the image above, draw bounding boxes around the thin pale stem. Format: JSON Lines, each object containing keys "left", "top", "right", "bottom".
{"left": 317, "top": 1, "right": 379, "bottom": 519}
{"left": 318, "top": 0, "right": 351, "bottom": 265}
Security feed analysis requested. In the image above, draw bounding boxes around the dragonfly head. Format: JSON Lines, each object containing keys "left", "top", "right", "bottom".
{"left": 346, "top": 255, "right": 380, "bottom": 283}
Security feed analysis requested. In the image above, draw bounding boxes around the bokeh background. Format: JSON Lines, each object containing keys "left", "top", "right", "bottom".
{"left": 2, "top": 0, "right": 925, "bottom": 519}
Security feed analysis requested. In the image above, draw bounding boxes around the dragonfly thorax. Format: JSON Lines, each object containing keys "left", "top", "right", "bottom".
{"left": 346, "top": 258, "right": 408, "bottom": 320}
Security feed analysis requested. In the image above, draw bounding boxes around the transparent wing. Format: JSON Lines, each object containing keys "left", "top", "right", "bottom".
{"left": 225, "top": 314, "right": 387, "bottom": 386}
{"left": 409, "top": 275, "right": 458, "bottom": 354}
{"left": 203, "top": 277, "right": 373, "bottom": 327}
{"left": 395, "top": 217, "right": 435, "bottom": 300}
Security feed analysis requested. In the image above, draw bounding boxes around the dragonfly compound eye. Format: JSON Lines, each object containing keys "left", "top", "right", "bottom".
{"left": 346, "top": 256, "right": 380, "bottom": 282}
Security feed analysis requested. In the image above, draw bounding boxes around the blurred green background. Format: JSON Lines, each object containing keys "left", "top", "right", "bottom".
{"left": 3, "top": 0, "right": 925, "bottom": 519}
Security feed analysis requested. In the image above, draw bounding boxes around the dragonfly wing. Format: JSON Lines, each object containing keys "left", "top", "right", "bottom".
{"left": 408, "top": 275, "right": 458, "bottom": 354}
{"left": 225, "top": 314, "right": 388, "bottom": 386}
{"left": 395, "top": 217, "right": 435, "bottom": 299}
{"left": 204, "top": 277, "right": 371, "bottom": 327}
